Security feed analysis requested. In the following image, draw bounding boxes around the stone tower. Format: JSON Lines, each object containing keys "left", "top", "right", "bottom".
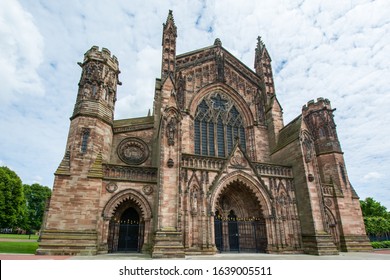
{"left": 37, "top": 46, "right": 120, "bottom": 255}
{"left": 302, "top": 98, "right": 371, "bottom": 252}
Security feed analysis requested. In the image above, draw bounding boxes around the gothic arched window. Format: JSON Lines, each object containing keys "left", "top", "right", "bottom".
{"left": 194, "top": 93, "right": 246, "bottom": 157}
{"left": 81, "top": 128, "right": 90, "bottom": 153}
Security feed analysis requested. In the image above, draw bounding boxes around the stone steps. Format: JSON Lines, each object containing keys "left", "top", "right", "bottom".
{"left": 37, "top": 229, "right": 98, "bottom": 255}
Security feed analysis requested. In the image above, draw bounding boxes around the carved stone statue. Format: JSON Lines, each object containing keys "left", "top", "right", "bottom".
{"left": 166, "top": 118, "right": 176, "bottom": 146}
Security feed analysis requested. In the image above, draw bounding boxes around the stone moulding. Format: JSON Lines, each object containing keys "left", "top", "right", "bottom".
{"left": 103, "top": 163, "right": 158, "bottom": 183}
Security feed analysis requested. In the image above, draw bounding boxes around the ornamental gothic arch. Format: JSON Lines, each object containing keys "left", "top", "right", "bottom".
{"left": 38, "top": 10, "right": 371, "bottom": 257}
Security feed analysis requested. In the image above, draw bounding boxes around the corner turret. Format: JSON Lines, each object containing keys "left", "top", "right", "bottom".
{"left": 73, "top": 46, "right": 121, "bottom": 125}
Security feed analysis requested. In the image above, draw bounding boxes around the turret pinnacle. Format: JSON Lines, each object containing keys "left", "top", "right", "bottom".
{"left": 163, "top": 10, "right": 177, "bottom": 36}
{"left": 255, "top": 36, "right": 265, "bottom": 58}
{"left": 254, "top": 36, "right": 275, "bottom": 96}
{"left": 161, "top": 10, "right": 177, "bottom": 80}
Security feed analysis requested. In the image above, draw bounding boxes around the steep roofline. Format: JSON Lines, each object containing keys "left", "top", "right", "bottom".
{"left": 176, "top": 43, "right": 259, "bottom": 79}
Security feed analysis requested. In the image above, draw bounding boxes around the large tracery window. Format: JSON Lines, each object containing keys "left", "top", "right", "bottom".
{"left": 194, "top": 93, "right": 246, "bottom": 157}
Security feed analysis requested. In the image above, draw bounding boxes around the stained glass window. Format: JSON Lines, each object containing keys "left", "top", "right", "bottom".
{"left": 194, "top": 93, "right": 246, "bottom": 157}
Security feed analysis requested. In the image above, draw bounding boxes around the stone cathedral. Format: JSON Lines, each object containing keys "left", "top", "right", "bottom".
{"left": 37, "top": 11, "right": 371, "bottom": 257}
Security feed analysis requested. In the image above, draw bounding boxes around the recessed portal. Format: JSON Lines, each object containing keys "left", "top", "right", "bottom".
{"left": 214, "top": 180, "right": 267, "bottom": 253}
{"left": 108, "top": 206, "right": 144, "bottom": 252}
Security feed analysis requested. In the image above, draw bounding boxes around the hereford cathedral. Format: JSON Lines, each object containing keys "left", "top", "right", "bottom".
{"left": 37, "top": 11, "right": 371, "bottom": 257}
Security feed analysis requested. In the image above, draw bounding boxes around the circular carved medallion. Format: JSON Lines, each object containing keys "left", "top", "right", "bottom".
{"left": 325, "top": 198, "right": 333, "bottom": 207}
{"left": 117, "top": 138, "right": 149, "bottom": 165}
{"left": 143, "top": 185, "right": 154, "bottom": 195}
{"left": 230, "top": 151, "right": 247, "bottom": 167}
{"left": 106, "top": 182, "right": 118, "bottom": 193}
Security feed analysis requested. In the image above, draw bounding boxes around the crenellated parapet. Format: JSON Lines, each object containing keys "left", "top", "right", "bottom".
{"left": 302, "top": 97, "right": 331, "bottom": 112}
{"left": 72, "top": 46, "right": 121, "bottom": 124}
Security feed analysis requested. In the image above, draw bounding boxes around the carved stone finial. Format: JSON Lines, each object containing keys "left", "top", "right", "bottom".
{"left": 256, "top": 36, "right": 265, "bottom": 56}
{"left": 167, "top": 10, "right": 174, "bottom": 24}
{"left": 214, "top": 38, "right": 222, "bottom": 47}
{"left": 163, "top": 10, "right": 177, "bottom": 35}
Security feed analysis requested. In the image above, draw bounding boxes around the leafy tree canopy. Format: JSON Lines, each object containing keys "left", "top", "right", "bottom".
{"left": 360, "top": 197, "right": 390, "bottom": 219}
{"left": 23, "top": 183, "right": 51, "bottom": 231}
{"left": 0, "top": 166, "right": 25, "bottom": 228}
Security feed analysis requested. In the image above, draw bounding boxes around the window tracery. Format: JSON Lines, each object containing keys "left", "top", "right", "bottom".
{"left": 194, "top": 93, "right": 246, "bottom": 157}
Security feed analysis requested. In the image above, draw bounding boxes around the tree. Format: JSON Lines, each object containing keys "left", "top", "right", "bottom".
{"left": 0, "top": 166, "right": 26, "bottom": 229}
{"left": 23, "top": 183, "right": 51, "bottom": 231}
{"left": 360, "top": 197, "right": 390, "bottom": 239}
{"left": 360, "top": 197, "right": 390, "bottom": 219}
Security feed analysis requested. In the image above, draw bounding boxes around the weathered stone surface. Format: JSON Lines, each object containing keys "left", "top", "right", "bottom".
{"left": 38, "top": 11, "right": 371, "bottom": 258}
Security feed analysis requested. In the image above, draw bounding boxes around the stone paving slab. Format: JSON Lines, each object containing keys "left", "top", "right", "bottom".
{"left": 2, "top": 250, "right": 390, "bottom": 260}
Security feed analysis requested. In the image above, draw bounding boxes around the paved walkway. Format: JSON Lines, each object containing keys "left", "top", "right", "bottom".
{"left": 1, "top": 250, "right": 390, "bottom": 260}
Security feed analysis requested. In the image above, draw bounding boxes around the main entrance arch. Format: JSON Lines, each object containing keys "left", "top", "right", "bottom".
{"left": 211, "top": 174, "right": 271, "bottom": 253}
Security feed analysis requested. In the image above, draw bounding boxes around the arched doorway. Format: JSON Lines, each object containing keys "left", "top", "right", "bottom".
{"left": 108, "top": 205, "right": 144, "bottom": 252}
{"left": 213, "top": 179, "right": 268, "bottom": 253}
{"left": 102, "top": 188, "right": 153, "bottom": 254}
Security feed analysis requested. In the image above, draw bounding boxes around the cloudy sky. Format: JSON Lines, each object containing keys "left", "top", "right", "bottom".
{"left": 0, "top": 0, "right": 389, "bottom": 209}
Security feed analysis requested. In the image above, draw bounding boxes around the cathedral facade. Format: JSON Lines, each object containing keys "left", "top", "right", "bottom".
{"left": 37, "top": 11, "right": 371, "bottom": 257}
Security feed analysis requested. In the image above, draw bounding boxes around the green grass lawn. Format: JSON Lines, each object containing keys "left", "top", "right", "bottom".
{"left": 0, "top": 234, "right": 39, "bottom": 254}
{"left": 0, "top": 241, "right": 38, "bottom": 254}
{"left": 0, "top": 233, "right": 39, "bottom": 240}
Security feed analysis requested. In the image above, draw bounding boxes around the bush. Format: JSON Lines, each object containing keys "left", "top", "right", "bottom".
{"left": 371, "top": 241, "right": 390, "bottom": 249}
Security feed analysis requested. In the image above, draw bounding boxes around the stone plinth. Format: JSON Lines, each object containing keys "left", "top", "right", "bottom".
{"left": 152, "top": 230, "right": 185, "bottom": 258}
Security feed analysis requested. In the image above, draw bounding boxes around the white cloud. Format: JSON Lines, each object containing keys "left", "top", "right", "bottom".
{"left": 0, "top": 0, "right": 44, "bottom": 104}
{"left": 363, "top": 172, "right": 384, "bottom": 182}
{"left": 33, "top": 175, "right": 43, "bottom": 184}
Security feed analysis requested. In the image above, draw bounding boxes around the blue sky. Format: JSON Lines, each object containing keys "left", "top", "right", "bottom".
{"left": 0, "top": 0, "right": 389, "bottom": 209}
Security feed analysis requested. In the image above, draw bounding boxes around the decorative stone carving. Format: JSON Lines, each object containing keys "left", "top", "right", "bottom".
{"left": 82, "top": 61, "right": 103, "bottom": 84}
{"left": 167, "top": 158, "right": 174, "bottom": 168}
{"left": 143, "top": 185, "right": 154, "bottom": 195}
{"left": 300, "top": 131, "right": 314, "bottom": 163}
{"left": 215, "top": 46, "right": 225, "bottom": 82}
{"left": 191, "top": 191, "right": 198, "bottom": 213}
{"left": 176, "top": 71, "right": 185, "bottom": 109}
{"left": 230, "top": 151, "right": 247, "bottom": 168}
{"left": 166, "top": 118, "right": 177, "bottom": 146}
{"left": 105, "top": 182, "right": 118, "bottom": 193}
{"left": 255, "top": 90, "right": 266, "bottom": 125}
{"left": 325, "top": 198, "right": 333, "bottom": 207}
{"left": 117, "top": 138, "right": 149, "bottom": 165}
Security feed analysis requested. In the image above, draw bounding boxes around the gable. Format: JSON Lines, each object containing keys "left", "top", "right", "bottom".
{"left": 176, "top": 44, "right": 262, "bottom": 100}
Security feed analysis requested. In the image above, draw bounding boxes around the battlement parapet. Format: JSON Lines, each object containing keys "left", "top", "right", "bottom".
{"left": 302, "top": 97, "right": 331, "bottom": 112}
{"left": 81, "top": 46, "right": 119, "bottom": 70}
